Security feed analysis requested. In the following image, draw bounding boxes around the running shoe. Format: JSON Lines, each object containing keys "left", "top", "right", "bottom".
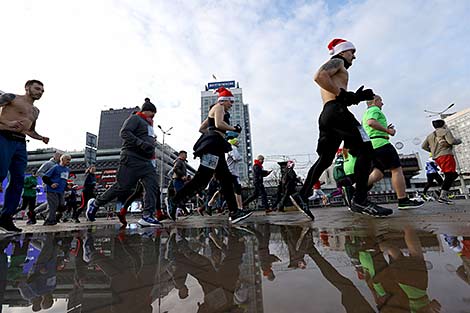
{"left": 43, "top": 220, "right": 57, "bottom": 226}
{"left": 83, "top": 235, "right": 94, "bottom": 263}
{"left": 0, "top": 216, "right": 22, "bottom": 233}
{"left": 398, "top": 198, "right": 425, "bottom": 210}
{"left": 290, "top": 193, "right": 315, "bottom": 221}
{"left": 229, "top": 209, "right": 253, "bottom": 224}
{"left": 86, "top": 198, "right": 98, "bottom": 222}
{"left": 349, "top": 200, "right": 393, "bottom": 217}
{"left": 138, "top": 215, "right": 162, "bottom": 227}
{"left": 437, "top": 197, "right": 454, "bottom": 205}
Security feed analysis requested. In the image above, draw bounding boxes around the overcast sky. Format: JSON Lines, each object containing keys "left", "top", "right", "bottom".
{"left": 1, "top": 0, "right": 469, "bottom": 173}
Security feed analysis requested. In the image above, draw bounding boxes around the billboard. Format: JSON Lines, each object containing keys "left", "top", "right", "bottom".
{"left": 207, "top": 80, "right": 236, "bottom": 90}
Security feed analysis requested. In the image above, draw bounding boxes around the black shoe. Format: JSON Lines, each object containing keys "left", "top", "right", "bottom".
{"left": 0, "top": 216, "right": 22, "bottom": 232}
{"left": 290, "top": 193, "right": 314, "bottom": 221}
{"left": 350, "top": 200, "right": 393, "bottom": 218}
{"left": 437, "top": 197, "right": 454, "bottom": 205}
{"left": 73, "top": 218, "right": 80, "bottom": 223}
{"left": 43, "top": 220, "right": 57, "bottom": 226}
{"left": 229, "top": 209, "right": 253, "bottom": 224}
{"left": 398, "top": 198, "right": 424, "bottom": 210}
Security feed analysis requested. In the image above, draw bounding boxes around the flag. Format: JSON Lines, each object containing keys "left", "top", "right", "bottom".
{"left": 212, "top": 74, "right": 217, "bottom": 80}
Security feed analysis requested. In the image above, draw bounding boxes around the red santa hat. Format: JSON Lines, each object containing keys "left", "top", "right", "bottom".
{"left": 328, "top": 38, "right": 355, "bottom": 56}
{"left": 215, "top": 87, "right": 235, "bottom": 102}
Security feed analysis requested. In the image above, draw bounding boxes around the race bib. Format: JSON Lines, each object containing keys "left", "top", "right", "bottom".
{"left": 357, "top": 126, "right": 371, "bottom": 142}
{"left": 60, "top": 171, "right": 69, "bottom": 179}
{"left": 151, "top": 159, "right": 156, "bottom": 168}
{"left": 201, "top": 154, "right": 219, "bottom": 170}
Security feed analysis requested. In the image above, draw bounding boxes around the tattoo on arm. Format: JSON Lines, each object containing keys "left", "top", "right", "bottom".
{"left": 0, "top": 93, "right": 16, "bottom": 106}
{"left": 319, "top": 58, "right": 343, "bottom": 71}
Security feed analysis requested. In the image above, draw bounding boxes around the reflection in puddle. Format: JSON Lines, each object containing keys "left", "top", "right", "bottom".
{"left": 0, "top": 224, "right": 469, "bottom": 312}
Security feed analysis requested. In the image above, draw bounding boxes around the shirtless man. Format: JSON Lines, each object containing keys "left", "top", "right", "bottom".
{"left": 290, "top": 39, "right": 393, "bottom": 219}
{"left": 0, "top": 80, "right": 49, "bottom": 232}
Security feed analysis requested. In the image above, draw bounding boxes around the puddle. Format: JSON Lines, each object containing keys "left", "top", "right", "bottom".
{"left": 1, "top": 222, "right": 469, "bottom": 312}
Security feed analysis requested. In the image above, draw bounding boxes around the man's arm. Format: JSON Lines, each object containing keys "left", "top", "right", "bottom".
{"left": 0, "top": 93, "right": 15, "bottom": 107}
{"left": 366, "top": 119, "right": 395, "bottom": 136}
{"left": 313, "top": 59, "right": 343, "bottom": 95}
{"left": 120, "top": 115, "right": 144, "bottom": 146}
{"left": 199, "top": 118, "right": 209, "bottom": 133}
{"left": 445, "top": 129, "right": 462, "bottom": 146}
{"left": 25, "top": 121, "right": 49, "bottom": 144}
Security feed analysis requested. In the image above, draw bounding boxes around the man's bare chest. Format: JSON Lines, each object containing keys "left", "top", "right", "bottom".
{"left": 9, "top": 99, "right": 38, "bottom": 120}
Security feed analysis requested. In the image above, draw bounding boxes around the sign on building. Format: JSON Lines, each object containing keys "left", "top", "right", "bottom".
{"left": 207, "top": 81, "right": 236, "bottom": 90}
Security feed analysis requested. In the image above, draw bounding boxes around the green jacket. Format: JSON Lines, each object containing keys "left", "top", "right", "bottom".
{"left": 23, "top": 176, "right": 38, "bottom": 197}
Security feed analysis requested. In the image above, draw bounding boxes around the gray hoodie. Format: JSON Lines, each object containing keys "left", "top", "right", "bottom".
{"left": 422, "top": 126, "right": 461, "bottom": 159}
{"left": 120, "top": 114, "right": 156, "bottom": 161}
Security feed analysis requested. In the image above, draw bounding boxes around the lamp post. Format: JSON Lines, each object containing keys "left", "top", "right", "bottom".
{"left": 157, "top": 125, "right": 173, "bottom": 208}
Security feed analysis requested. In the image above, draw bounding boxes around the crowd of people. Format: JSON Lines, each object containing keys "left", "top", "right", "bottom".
{"left": 0, "top": 38, "right": 465, "bottom": 233}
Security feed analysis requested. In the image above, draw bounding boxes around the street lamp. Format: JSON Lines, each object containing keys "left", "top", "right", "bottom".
{"left": 157, "top": 125, "right": 173, "bottom": 208}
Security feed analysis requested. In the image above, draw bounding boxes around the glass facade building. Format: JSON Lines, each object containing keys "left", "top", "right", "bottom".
{"left": 201, "top": 82, "right": 253, "bottom": 185}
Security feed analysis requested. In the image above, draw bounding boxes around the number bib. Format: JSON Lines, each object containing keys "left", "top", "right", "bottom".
{"left": 200, "top": 154, "right": 219, "bottom": 170}
{"left": 357, "top": 126, "right": 371, "bottom": 142}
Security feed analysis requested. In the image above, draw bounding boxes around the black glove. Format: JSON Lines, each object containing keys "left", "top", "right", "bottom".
{"left": 336, "top": 88, "right": 359, "bottom": 106}
{"left": 354, "top": 85, "right": 374, "bottom": 102}
{"left": 140, "top": 141, "right": 155, "bottom": 154}
{"left": 233, "top": 124, "right": 242, "bottom": 133}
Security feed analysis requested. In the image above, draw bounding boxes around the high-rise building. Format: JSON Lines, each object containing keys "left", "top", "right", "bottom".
{"left": 201, "top": 81, "right": 253, "bottom": 185}
{"left": 445, "top": 108, "right": 470, "bottom": 174}
{"left": 97, "top": 107, "right": 139, "bottom": 149}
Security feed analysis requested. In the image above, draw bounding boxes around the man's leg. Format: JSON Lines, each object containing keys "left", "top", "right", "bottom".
{"left": 243, "top": 186, "right": 260, "bottom": 207}
{"left": 139, "top": 166, "right": 160, "bottom": 218}
{"left": 423, "top": 174, "right": 434, "bottom": 195}
{"left": 214, "top": 157, "right": 238, "bottom": 214}
{"left": 258, "top": 184, "right": 270, "bottom": 211}
{"left": 2, "top": 141, "right": 27, "bottom": 217}
{"left": 0, "top": 140, "right": 27, "bottom": 232}
{"left": 368, "top": 168, "right": 384, "bottom": 186}
{"left": 45, "top": 192, "right": 59, "bottom": 224}
{"left": 391, "top": 167, "right": 406, "bottom": 199}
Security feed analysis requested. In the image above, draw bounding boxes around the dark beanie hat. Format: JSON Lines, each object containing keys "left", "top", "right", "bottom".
{"left": 432, "top": 119, "right": 445, "bottom": 129}
{"left": 141, "top": 98, "right": 157, "bottom": 113}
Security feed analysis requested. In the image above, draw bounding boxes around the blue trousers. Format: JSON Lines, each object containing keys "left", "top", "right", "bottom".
{"left": 0, "top": 134, "right": 28, "bottom": 217}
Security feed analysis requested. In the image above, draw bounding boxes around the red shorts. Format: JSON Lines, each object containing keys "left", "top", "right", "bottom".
{"left": 435, "top": 155, "right": 456, "bottom": 173}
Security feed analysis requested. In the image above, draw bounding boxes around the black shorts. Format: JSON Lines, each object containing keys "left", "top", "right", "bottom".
{"left": 232, "top": 175, "right": 241, "bottom": 195}
{"left": 372, "top": 143, "right": 401, "bottom": 172}
{"left": 317, "top": 100, "right": 373, "bottom": 157}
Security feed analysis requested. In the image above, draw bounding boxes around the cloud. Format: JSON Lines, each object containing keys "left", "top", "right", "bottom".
{"left": 0, "top": 0, "right": 468, "bottom": 172}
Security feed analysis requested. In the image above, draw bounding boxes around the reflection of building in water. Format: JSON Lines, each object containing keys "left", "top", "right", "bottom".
{"left": 240, "top": 234, "right": 264, "bottom": 313}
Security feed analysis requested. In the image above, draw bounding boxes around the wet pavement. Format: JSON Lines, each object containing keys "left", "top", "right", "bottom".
{"left": 1, "top": 200, "right": 470, "bottom": 312}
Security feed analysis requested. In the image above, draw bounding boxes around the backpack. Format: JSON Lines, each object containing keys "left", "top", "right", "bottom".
{"left": 332, "top": 155, "right": 346, "bottom": 181}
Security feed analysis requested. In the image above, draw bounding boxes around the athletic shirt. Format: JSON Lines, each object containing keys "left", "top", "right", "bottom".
{"left": 207, "top": 108, "right": 231, "bottom": 134}
{"left": 362, "top": 106, "right": 390, "bottom": 149}
{"left": 425, "top": 159, "right": 439, "bottom": 174}
{"left": 343, "top": 153, "right": 357, "bottom": 176}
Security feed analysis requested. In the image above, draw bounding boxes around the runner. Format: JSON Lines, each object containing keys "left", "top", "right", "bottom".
{"left": 363, "top": 95, "right": 424, "bottom": 209}
{"left": 0, "top": 80, "right": 49, "bottom": 232}
{"left": 422, "top": 119, "right": 462, "bottom": 204}
{"left": 243, "top": 155, "right": 273, "bottom": 213}
{"left": 167, "top": 87, "right": 252, "bottom": 223}
{"left": 226, "top": 137, "right": 244, "bottom": 210}
{"left": 86, "top": 98, "right": 161, "bottom": 227}
{"left": 290, "top": 39, "right": 392, "bottom": 219}
{"left": 422, "top": 155, "right": 443, "bottom": 199}
{"left": 74, "top": 165, "right": 96, "bottom": 223}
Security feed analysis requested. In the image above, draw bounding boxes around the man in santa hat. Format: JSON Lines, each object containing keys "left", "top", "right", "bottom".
{"left": 167, "top": 87, "right": 252, "bottom": 224}
{"left": 291, "top": 38, "right": 393, "bottom": 219}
